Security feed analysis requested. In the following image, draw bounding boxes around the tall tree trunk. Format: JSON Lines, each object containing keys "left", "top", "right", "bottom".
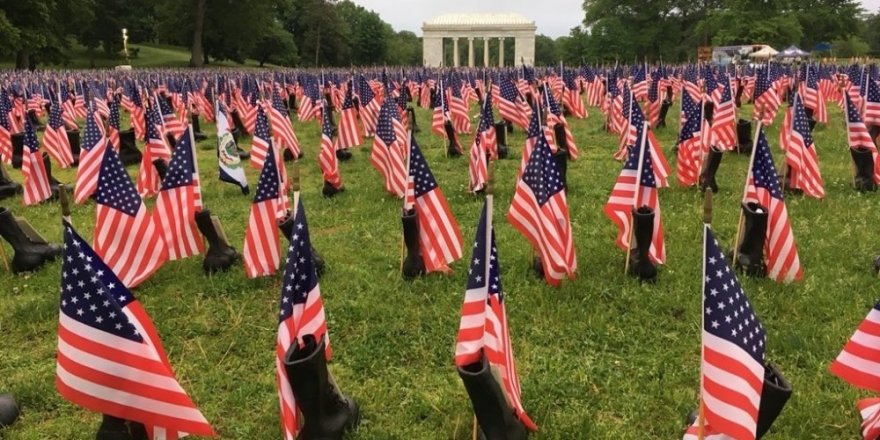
{"left": 15, "top": 50, "right": 29, "bottom": 70}
{"left": 189, "top": 0, "right": 206, "bottom": 67}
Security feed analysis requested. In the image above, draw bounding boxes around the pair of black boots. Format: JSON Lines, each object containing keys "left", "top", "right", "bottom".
{"left": 734, "top": 202, "right": 768, "bottom": 278}
{"left": 445, "top": 120, "right": 463, "bottom": 158}
{"left": 458, "top": 354, "right": 528, "bottom": 440}
{"left": 699, "top": 147, "right": 724, "bottom": 193}
{"left": 737, "top": 119, "right": 753, "bottom": 155}
{"left": 0, "top": 207, "right": 62, "bottom": 273}
{"left": 191, "top": 114, "right": 207, "bottom": 142}
{"left": 401, "top": 209, "right": 425, "bottom": 280}
{"left": 851, "top": 147, "right": 877, "bottom": 192}
{"left": 685, "top": 363, "right": 791, "bottom": 439}
{"left": 657, "top": 98, "right": 672, "bottom": 128}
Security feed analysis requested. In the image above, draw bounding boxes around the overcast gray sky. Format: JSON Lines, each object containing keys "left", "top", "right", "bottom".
{"left": 351, "top": 0, "right": 880, "bottom": 39}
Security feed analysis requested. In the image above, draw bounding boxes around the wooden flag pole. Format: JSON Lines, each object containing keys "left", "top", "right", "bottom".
{"left": 732, "top": 106, "right": 763, "bottom": 263}
{"left": 624, "top": 116, "right": 649, "bottom": 275}
{"left": 697, "top": 188, "right": 714, "bottom": 440}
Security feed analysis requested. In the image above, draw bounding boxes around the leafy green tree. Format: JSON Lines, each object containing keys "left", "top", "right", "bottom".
{"left": 534, "top": 34, "right": 558, "bottom": 65}
{"left": 252, "top": 23, "right": 299, "bottom": 66}
{"left": 386, "top": 31, "right": 421, "bottom": 66}
{"left": 0, "top": 0, "right": 94, "bottom": 69}
{"left": 336, "top": 1, "right": 388, "bottom": 65}
{"left": 282, "top": 0, "right": 347, "bottom": 66}
{"left": 833, "top": 35, "right": 870, "bottom": 57}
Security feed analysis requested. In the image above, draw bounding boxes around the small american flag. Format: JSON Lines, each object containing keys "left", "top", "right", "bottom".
{"left": 370, "top": 99, "right": 407, "bottom": 198}
{"left": 677, "top": 91, "right": 703, "bottom": 187}
{"left": 276, "top": 196, "right": 330, "bottom": 440}
{"left": 831, "top": 300, "right": 880, "bottom": 393}
{"left": 431, "top": 79, "right": 448, "bottom": 138}
{"left": 856, "top": 398, "right": 880, "bottom": 440}
{"left": 74, "top": 103, "right": 108, "bottom": 204}
{"left": 157, "top": 94, "right": 185, "bottom": 139}
{"left": 544, "top": 84, "right": 579, "bottom": 160}
{"left": 21, "top": 118, "right": 53, "bottom": 206}
{"left": 498, "top": 77, "right": 529, "bottom": 129}
{"left": 447, "top": 80, "right": 472, "bottom": 134}
{"left": 754, "top": 64, "right": 781, "bottom": 125}
{"left": 711, "top": 75, "right": 737, "bottom": 150}
{"left": 318, "top": 100, "right": 342, "bottom": 189}
{"left": 243, "top": 144, "right": 282, "bottom": 278}
{"left": 468, "top": 98, "right": 491, "bottom": 193}
{"left": 405, "top": 134, "right": 463, "bottom": 273}
{"left": 56, "top": 222, "right": 215, "bottom": 438}
{"left": 508, "top": 127, "right": 576, "bottom": 286}
{"left": 44, "top": 96, "right": 75, "bottom": 168}
{"left": 562, "top": 69, "right": 586, "bottom": 119}
{"left": 455, "top": 197, "right": 537, "bottom": 432}
{"left": 337, "top": 81, "right": 362, "bottom": 149}
{"left": 250, "top": 104, "right": 272, "bottom": 170}
{"left": 60, "top": 84, "right": 79, "bottom": 130}
{"left": 127, "top": 83, "right": 146, "bottom": 141}
{"left": 865, "top": 78, "right": 880, "bottom": 127}
{"left": 154, "top": 127, "right": 205, "bottom": 261}
{"left": 0, "top": 89, "right": 11, "bottom": 164}
{"left": 781, "top": 94, "right": 824, "bottom": 199}
{"left": 137, "top": 104, "right": 172, "bottom": 198}
{"left": 356, "top": 75, "right": 381, "bottom": 136}
{"left": 744, "top": 128, "right": 802, "bottom": 283}
{"left": 799, "top": 64, "right": 828, "bottom": 124}
{"left": 270, "top": 86, "right": 301, "bottom": 158}
{"left": 686, "top": 225, "right": 766, "bottom": 440}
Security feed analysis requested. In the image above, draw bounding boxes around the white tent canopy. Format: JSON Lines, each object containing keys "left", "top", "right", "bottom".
{"left": 748, "top": 46, "right": 779, "bottom": 59}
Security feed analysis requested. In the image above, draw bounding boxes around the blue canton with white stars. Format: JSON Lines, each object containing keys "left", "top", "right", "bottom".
{"left": 375, "top": 99, "right": 398, "bottom": 145}
{"left": 161, "top": 128, "right": 196, "bottom": 191}
{"left": 478, "top": 92, "right": 494, "bottom": 133}
{"left": 792, "top": 95, "right": 814, "bottom": 148}
{"left": 49, "top": 98, "right": 65, "bottom": 130}
{"left": 679, "top": 91, "right": 702, "bottom": 143}
{"left": 867, "top": 78, "right": 880, "bottom": 105}
{"left": 752, "top": 129, "right": 783, "bottom": 200}
{"left": 96, "top": 147, "right": 142, "bottom": 216}
{"left": 628, "top": 94, "right": 647, "bottom": 142}
{"left": 703, "top": 226, "right": 765, "bottom": 363}
{"left": 522, "top": 130, "right": 564, "bottom": 205}
{"left": 273, "top": 87, "right": 288, "bottom": 115}
{"left": 500, "top": 78, "right": 519, "bottom": 103}
{"left": 109, "top": 96, "right": 121, "bottom": 130}
{"left": 24, "top": 118, "right": 40, "bottom": 152}
{"left": 278, "top": 199, "right": 318, "bottom": 323}
{"left": 357, "top": 75, "right": 374, "bottom": 103}
{"left": 755, "top": 66, "right": 772, "bottom": 98}
{"left": 82, "top": 105, "right": 102, "bottom": 152}
{"left": 321, "top": 100, "right": 334, "bottom": 138}
{"left": 253, "top": 144, "right": 279, "bottom": 203}
{"left": 466, "top": 201, "right": 503, "bottom": 301}
{"left": 623, "top": 129, "right": 657, "bottom": 189}
{"left": 61, "top": 222, "right": 144, "bottom": 343}
{"left": 409, "top": 137, "right": 437, "bottom": 198}
{"left": 342, "top": 82, "right": 355, "bottom": 110}
{"left": 847, "top": 94, "right": 866, "bottom": 125}
{"left": 544, "top": 84, "right": 562, "bottom": 117}
{"left": 254, "top": 105, "right": 271, "bottom": 142}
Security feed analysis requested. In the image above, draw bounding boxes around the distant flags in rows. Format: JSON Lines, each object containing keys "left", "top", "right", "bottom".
{"left": 745, "top": 128, "right": 802, "bottom": 283}
{"left": 447, "top": 80, "right": 472, "bottom": 134}
{"left": 543, "top": 83, "right": 579, "bottom": 160}
{"left": 356, "top": 74, "right": 381, "bottom": 137}
{"left": 243, "top": 144, "right": 282, "bottom": 278}
{"left": 276, "top": 197, "right": 330, "bottom": 440}
{"left": 864, "top": 76, "right": 880, "bottom": 127}
{"left": 74, "top": 103, "right": 108, "bottom": 204}
{"left": 508, "top": 124, "right": 576, "bottom": 286}
{"left": 677, "top": 90, "right": 704, "bottom": 187}
{"left": 497, "top": 77, "right": 529, "bottom": 130}
{"left": 561, "top": 69, "right": 586, "bottom": 119}
{"left": 0, "top": 89, "right": 11, "bottom": 164}
{"left": 799, "top": 64, "right": 828, "bottom": 124}
{"left": 337, "top": 81, "right": 362, "bottom": 149}
{"left": 455, "top": 197, "right": 537, "bottom": 432}
{"left": 404, "top": 134, "right": 462, "bottom": 273}
{"left": 93, "top": 145, "right": 168, "bottom": 288}
{"left": 753, "top": 64, "right": 781, "bottom": 125}
{"left": 137, "top": 103, "right": 172, "bottom": 198}
{"left": 108, "top": 94, "right": 122, "bottom": 150}
{"left": 21, "top": 118, "right": 53, "bottom": 206}
{"left": 157, "top": 94, "right": 185, "bottom": 140}
{"left": 154, "top": 127, "right": 204, "bottom": 261}
{"left": 318, "top": 99, "right": 343, "bottom": 191}
{"left": 845, "top": 94, "right": 880, "bottom": 184}
{"left": 684, "top": 225, "right": 766, "bottom": 440}
{"left": 370, "top": 98, "right": 407, "bottom": 198}
{"left": 215, "top": 100, "right": 249, "bottom": 194}
{"left": 779, "top": 93, "right": 824, "bottom": 199}
{"left": 56, "top": 222, "right": 215, "bottom": 438}
{"left": 711, "top": 75, "right": 737, "bottom": 150}
{"left": 468, "top": 95, "right": 492, "bottom": 194}
{"left": 43, "top": 95, "right": 74, "bottom": 168}
{"left": 270, "top": 85, "right": 302, "bottom": 158}
{"left": 59, "top": 84, "right": 79, "bottom": 130}
{"left": 126, "top": 83, "right": 146, "bottom": 141}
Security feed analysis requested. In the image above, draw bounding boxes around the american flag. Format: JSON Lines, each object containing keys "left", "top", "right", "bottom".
{"left": 250, "top": 105, "right": 272, "bottom": 170}
{"left": 865, "top": 78, "right": 880, "bottom": 127}
{"left": 74, "top": 104, "right": 108, "bottom": 204}
{"left": 562, "top": 69, "right": 586, "bottom": 119}
{"left": 60, "top": 84, "right": 79, "bottom": 130}
{"left": 153, "top": 128, "right": 204, "bottom": 261}
{"left": 243, "top": 144, "right": 282, "bottom": 278}
{"left": 677, "top": 91, "right": 703, "bottom": 187}
{"left": 56, "top": 222, "right": 215, "bottom": 438}
{"left": 544, "top": 84, "right": 579, "bottom": 160}
{"left": 128, "top": 84, "right": 146, "bottom": 141}
{"left": 688, "top": 225, "right": 766, "bottom": 440}
{"left": 431, "top": 79, "right": 448, "bottom": 138}
{"left": 21, "top": 118, "right": 53, "bottom": 206}
{"left": 318, "top": 100, "right": 342, "bottom": 189}
{"left": 477, "top": 92, "right": 498, "bottom": 161}
{"left": 297, "top": 80, "right": 319, "bottom": 123}
{"left": 0, "top": 89, "right": 11, "bottom": 164}
{"left": 370, "top": 99, "right": 407, "bottom": 198}
{"left": 157, "top": 94, "right": 185, "bottom": 139}
{"left": 275, "top": 196, "right": 330, "bottom": 440}
{"left": 73, "top": 82, "right": 87, "bottom": 119}
{"left": 455, "top": 198, "right": 538, "bottom": 432}
{"left": 799, "top": 64, "right": 828, "bottom": 124}
{"left": 631, "top": 64, "right": 648, "bottom": 100}
{"left": 744, "top": 128, "right": 802, "bottom": 283}
{"left": 448, "top": 80, "right": 472, "bottom": 134}
{"left": 845, "top": 94, "right": 880, "bottom": 184}
{"left": 781, "top": 94, "right": 824, "bottom": 199}
{"left": 137, "top": 104, "right": 172, "bottom": 199}
{"left": 337, "top": 82, "right": 362, "bottom": 149}
{"left": 754, "top": 65, "right": 781, "bottom": 125}
{"left": 404, "top": 135, "right": 463, "bottom": 273}
{"left": 855, "top": 398, "right": 880, "bottom": 440}
{"left": 44, "top": 96, "right": 75, "bottom": 168}
{"left": 356, "top": 75, "right": 381, "bottom": 136}
{"left": 468, "top": 100, "right": 490, "bottom": 194}
{"left": 830, "top": 299, "right": 880, "bottom": 393}
{"left": 507, "top": 127, "right": 576, "bottom": 286}
{"left": 711, "top": 75, "right": 737, "bottom": 150}
{"left": 498, "top": 77, "right": 529, "bottom": 129}
{"left": 93, "top": 145, "right": 168, "bottom": 288}
{"left": 519, "top": 109, "right": 556, "bottom": 178}
{"left": 605, "top": 121, "right": 666, "bottom": 265}
{"left": 270, "top": 86, "right": 301, "bottom": 158}
{"left": 108, "top": 95, "right": 122, "bottom": 151}
{"left": 683, "top": 66, "right": 702, "bottom": 103}
{"left": 647, "top": 70, "right": 661, "bottom": 127}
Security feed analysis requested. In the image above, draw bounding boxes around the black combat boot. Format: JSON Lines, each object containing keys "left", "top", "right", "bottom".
{"left": 194, "top": 210, "right": 238, "bottom": 274}
{"left": 445, "top": 120, "right": 462, "bottom": 157}
{"left": 95, "top": 414, "right": 148, "bottom": 440}
{"left": 628, "top": 206, "right": 657, "bottom": 283}
{"left": 43, "top": 153, "right": 62, "bottom": 198}
{"left": 494, "top": 122, "right": 509, "bottom": 159}
{"left": 0, "top": 207, "right": 62, "bottom": 273}
{"left": 336, "top": 149, "right": 352, "bottom": 161}
{"left": 852, "top": 147, "right": 877, "bottom": 192}
{"left": 703, "top": 101, "right": 715, "bottom": 125}
{"left": 737, "top": 119, "right": 752, "bottom": 154}
{"left": 231, "top": 110, "right": 249, "bottom": 137}
{"left": 67, "top": 129, "right": 81, "bottom": 165}
{"left": 0, "top": 162, "right": 21, "bottom": 200}
{"left": 0, "top": 393, "right": 19, "bottom": 428}
{"left": 552, "top": 123, "right": 569, "bottom": 190}
{"left": 658, "top": 98, "right": 671, "bottom": 128}
{"left": 734, "top": 202, "right": 768, "bottom": 277}
{"left": 118, "top": 129, "right": 142, "bottom": 167}
{"left": 322, "top": 181, "right": 344, "bottom": 198}
{"left": 699, "top": 147, "right": 723, "bottom": 193}
{"left": 284, "top": 334, "right": 361, "bottom": 440}
{"left": 27, "top": 110, "right": 42, "bottom": 131}
{"left": 153, "top": 159, "right": 168, "bottom": 181}
{"left": 458, "top": 353, "right": 529, "bottom": 440}
{"left": 191, "top": 114, "right": 207, "bottom": 141}
{"left": 805, "top": 107, "right": 818, "bottom": 132}
{"left": 408, "top": 107, "right": 420, "bottom": 133}
{"left": 11, "top": 133, "right": 23, "bottom": 169}
{"left": 279, "top": 212, "right": 325, "bottom": 277}
{"left": 401, "top": 209, "right": 425, "bottom": 279}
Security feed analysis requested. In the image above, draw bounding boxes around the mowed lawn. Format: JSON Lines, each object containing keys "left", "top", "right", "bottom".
{"left": 0, "top": 98, "right": 877, "bottom": 439}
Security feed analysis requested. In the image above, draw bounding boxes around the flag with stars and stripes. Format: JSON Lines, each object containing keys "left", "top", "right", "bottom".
{"left": 799, "top": 64, "right": 828, "bottom": 124}
{"left": 544, "top": 84, "right": 579, "bottom": 160}
{"left": 356, "top": 75, "right": 381, "bottom": 136}
{"left": 318, "top": 99, "right": 342, "bottom": 189}
{"left": 337, "top": 81, "right": 362, "bottom": 149}
{"left": 455, "top": 197, "right": 538, "bottom": 432}
{"left": 404, "top": 134, "right": 463, "bottom": 273}
{"left": 127, "top": 84, "right": 146, "bottom": 141}
{"left": 55, "top": 222, "right": 215, "bottom": 439}
{"left": 370, "top": 99, "right": 407, "bottom": 198}
{"left": 744, "top": 128, "right": 802, "bottom": 283}
{"left": 108, "top": 94, "right": 122, "bottom": 151}
{"left": 431, "top": 79, "right": 448, "bottom": 139}
{"left": 21, "top": 117, "right": 53, "bottom": 205}
{"left": 137, "top": 104, "right": 172, "bottom": 199}
{"left": 683, "top": 224, "right": 766, "bottom": 440}
{"left": 865, "top": 78, "right": 880, "bottom": 127}
{"left": 0, "top": 89, "right": 12, "bottom": 164}
{"left": 677, "top": 90, "right": 704, "bottom": 187}
{"left": 448, "top": 81, "right": 472, "bottom": 134}
{"left": 468, "top": 97, "right": 492, "bottom": 194}
{"left": 153, "top": 127, "right": 204, "bottom": 261}
{"left": 93, "top": 145, "right": 168, "bottom": 288}
{"left": 846, "top": 93, "right": 880, "bottom": 185}
{"left": 711, "top": 75, "right": 738, "bottom": 150}
{"left": 498, "top": 77, "right": 529, "bottom": 129}
{"left": 157, "top": 94, "right": 185, "bottom": 139}
{"left": 562, "top": 69, "right": 587, "bottom": 119}
{"left": 74, "top": 103, "right": 108, "bottom": 204}
{"left": 276, "top": 196, "right": 330, "bottom": 440}
{"left": 270, "top": 86, "right": 301, "bottom": 159}
{"left": 780, "top": 94, "right": 824, "bottom": 199}
{"left": 43, "top": 96, "right": 75, "bottom": 168}
{"left": 831, "top": 300, "right": 880, "bottom": 394}
{"left": 604, "top": 123, "right": 667, "bottom": 265}
{"left": 243, "top": 144, "right": 282, "bottom": 278}
{"left": 250, "top": 104, "right": 272, "bottom": 170}
{"left": 754, "top": 64, "right": 781, "bottom": 125}
{"left": 507, "top": 128, "right": 576, "bottom": 286}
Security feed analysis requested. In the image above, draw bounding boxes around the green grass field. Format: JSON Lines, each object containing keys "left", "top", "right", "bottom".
{"left": 0, "top": 43, "right": 265, "bottom": 69}
{"left": 0, "top": 99, "right": 877, "bottom": 439}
